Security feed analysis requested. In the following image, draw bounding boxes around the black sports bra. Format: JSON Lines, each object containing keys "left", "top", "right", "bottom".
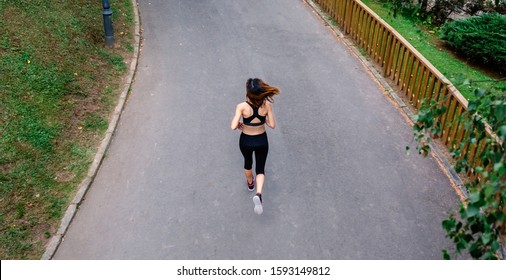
{"left": 243, "top": 102, "right": 266, "bottom": 127}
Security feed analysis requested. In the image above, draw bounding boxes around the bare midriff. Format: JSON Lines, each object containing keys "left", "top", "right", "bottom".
{"left": 242, "top": 124, "right": 266, "bottom": 136}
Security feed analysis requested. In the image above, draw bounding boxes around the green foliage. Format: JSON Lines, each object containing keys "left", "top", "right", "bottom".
{"left": 84, "top": 113, "right": 109, "bottom": 133}
{"left": 412, "top": 98, "right": 447, "bottom": 156}
{"left": 99, "top": 49, "right": 127, "bottom": 72}
{"left": 0, "top": 0, "right": 134, "bottom": 259}
{"left": 125, "top": 43, "right": 134, "bottom": 52}
{"left": 441, "top": 13, "right": 506, "bottom": 72}
{"left": 0, "top": 52, "right": 67, "bottom": 152}
{"left": 361, "top": 0, "right": 506, "bottom": 101}
{"left": 412, "top": 85, "right": 506, "bottom": 259}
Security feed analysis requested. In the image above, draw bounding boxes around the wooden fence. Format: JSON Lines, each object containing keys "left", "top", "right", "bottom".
{"left": 313, "top": 0, "right": 493, "bottom": 174}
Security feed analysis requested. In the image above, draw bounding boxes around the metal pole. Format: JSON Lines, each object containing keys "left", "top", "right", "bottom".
{"left": 102, "top": 0, "right": 114, "bottom": 46}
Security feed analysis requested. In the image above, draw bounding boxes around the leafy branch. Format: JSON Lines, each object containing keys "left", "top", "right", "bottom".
{"left": 411, "top": 86, "right": 506, "bottom": 259}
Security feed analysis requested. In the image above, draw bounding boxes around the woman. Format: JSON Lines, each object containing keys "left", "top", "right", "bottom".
{"left": 230, "top": 78, "right": 280, "bottom": 215}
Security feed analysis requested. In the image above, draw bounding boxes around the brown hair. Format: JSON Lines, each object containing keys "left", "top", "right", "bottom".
{"left": 246, "top": 78, "right": 280, "bottom": 108}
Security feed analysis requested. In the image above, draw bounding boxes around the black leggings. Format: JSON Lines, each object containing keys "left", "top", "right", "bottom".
{"left": 239, "top": 132, "right": 269, "bottom": 175}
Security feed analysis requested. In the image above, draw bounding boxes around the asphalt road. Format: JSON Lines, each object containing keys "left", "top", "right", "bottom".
{"left": 54, "top": 0, "right": 460, "bottom": 259}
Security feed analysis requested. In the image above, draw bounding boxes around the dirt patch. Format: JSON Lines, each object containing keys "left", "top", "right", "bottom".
{"left": 0, "top": 163, "right": 11, "bottom": 174}
{"left": 54, "top": 171, "right": 76, "bottom": 183}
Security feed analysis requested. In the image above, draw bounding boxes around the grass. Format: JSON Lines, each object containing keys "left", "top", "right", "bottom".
{"left": 359, "top": 0, "right": 506, "bottom": 100}
{"left": 0, "top": 0, "right": 135, "bottom": 259}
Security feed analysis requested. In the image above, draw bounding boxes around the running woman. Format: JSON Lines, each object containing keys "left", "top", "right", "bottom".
{"left": 230, "top": 78, "right": 280, "bottom": 215}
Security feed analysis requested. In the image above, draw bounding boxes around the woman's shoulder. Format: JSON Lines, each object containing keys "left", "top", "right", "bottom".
{"left": 236, "top": 102, "right": 249, "bottom": 111}
{"left": 237, "top": 101, "right": 249, "bottom": 108}
{"left": 262, "top": 101, "right": 272, "bottom": 109}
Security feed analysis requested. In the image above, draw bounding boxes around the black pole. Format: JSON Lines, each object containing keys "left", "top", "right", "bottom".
{"left": 102, "top": 0, "right": 114, "bottom": 46}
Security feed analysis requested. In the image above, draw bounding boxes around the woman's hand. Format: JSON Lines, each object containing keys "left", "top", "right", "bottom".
{"left": 236, "top": 122, "right": 244, "bottom": 131}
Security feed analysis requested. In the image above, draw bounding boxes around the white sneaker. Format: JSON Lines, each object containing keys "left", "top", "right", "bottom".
{"left": 253, "top": 195, "right": 263, "bottom": 215}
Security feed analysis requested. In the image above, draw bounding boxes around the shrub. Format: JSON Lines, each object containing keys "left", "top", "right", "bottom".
{"left": 440, "top": 13, "right": 506, "bottom": 72}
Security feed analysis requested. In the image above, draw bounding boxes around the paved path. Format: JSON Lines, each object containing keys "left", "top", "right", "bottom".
{"left": 54, "top": 0, "right": 459, "bottom": 259}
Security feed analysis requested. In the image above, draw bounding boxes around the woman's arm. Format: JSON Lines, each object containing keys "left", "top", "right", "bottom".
{"left": 231, "top": 104, "right": 243, "bottom": 130}
{"left": 265, "top": 102, "right": 276, "bottom": 129}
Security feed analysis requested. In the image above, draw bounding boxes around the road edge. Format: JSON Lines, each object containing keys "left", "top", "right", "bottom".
{"left": 41, "top": 0, "right": 142, "bottom": 260}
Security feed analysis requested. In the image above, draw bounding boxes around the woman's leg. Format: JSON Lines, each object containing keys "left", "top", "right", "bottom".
{"left": 239, "top": 134, "right": 254, "bottom": 185}
{"left": 252, "top": 134, "right": 268, "bottom": 215}
{"left": 254, "top": 135, "right": 269, "bottom": 195}
{"left": 244, "top": 169, "right": 254, "bottom": 184}
{"left": 256, "top": 174, "right": 265, "bottom": 194}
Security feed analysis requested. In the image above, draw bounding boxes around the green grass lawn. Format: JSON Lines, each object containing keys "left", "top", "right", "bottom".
{"left": 0, "top": 0, "right": 134, "bottom": 259}
{"left": 360, "top": 0, "right": 506, "bottom": 100}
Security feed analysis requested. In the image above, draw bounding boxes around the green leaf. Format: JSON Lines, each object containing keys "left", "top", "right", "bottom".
{"left": 475, "top": 88, "right": 486, "bottom": 97}
{"left": 493, "top": 162, "right": 505, "bottom": 176}
{"left": 466, "top": 204, "right": 480, "bottom": 218}
{"left": 497, "top": 211, "right": 506, "bottom": 222}
{"left": 463, "top": 233, "right": 474, "bottom": 243}
{"left": 442, "top": 249, "right": 451, "bottom": 260}
{"left": 456, "top": 239, "right": 468, "bottom": 252}
{"left": 469, "top": 192, "right": 481, "bottom": 203}
{"left": 498, "top": 125, "right": 506, "bottom": 139}
{"left": 442, "top": 218, "right": 456, "bottom": 231}
{"left": 413, "top": 123, "right": 422, "bottom": 132}
{"left": 491, "top": 240, "right": 500, "bottom": 251}
{"left": 468, "top": 101, "right": 477, "bottom": 112}
{"left": 469, "top": 242, "right": 481, "bottom": 258}
{"left": 481, "top": 232, "right": 491, "bottom": 244}
{"left": 455, "top": 165, "right": 463, "bottom": 173}
{"left": 482, "top": 251, "right": 498, "bottom": 260}
{"left": 483, "top": 185, "right": 495, "bottom": 197}
{"left": 493, "top": 104, "right": 505, "bottom": 121}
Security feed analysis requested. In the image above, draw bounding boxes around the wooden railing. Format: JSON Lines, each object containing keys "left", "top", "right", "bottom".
{"left": 313, "top": 0, "right": 492, "bottom": 173}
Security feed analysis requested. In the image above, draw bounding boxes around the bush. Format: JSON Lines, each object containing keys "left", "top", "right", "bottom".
{"left": 441, "top": 13, "right": 506, "bottom": 72}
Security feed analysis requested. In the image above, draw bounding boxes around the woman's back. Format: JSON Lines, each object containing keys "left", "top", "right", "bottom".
{"left": 241, "top": 102, "right": 269, "bottom": 135}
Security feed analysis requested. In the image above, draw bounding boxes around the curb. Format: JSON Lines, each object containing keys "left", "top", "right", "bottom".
{"left": 303, "top": 0, "right": 468, "bottom": 200}
{"left": 41, "top": 0, "right": 142, "bottom": 260}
